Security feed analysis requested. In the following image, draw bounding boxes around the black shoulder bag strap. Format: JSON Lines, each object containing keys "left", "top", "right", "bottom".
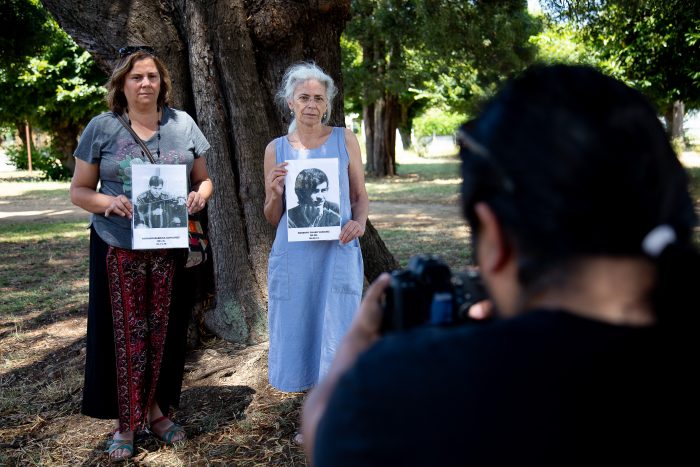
{"left": 114, "top": 111, "right": 157, "bottom": 164}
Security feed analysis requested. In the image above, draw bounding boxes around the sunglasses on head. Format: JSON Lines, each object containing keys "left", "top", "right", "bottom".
{"left": 118, "top": 46, "right": 156, "bottom": 57}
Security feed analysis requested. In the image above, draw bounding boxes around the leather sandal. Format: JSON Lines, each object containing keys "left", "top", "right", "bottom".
{"left": 106, "top": 431, "right": 134, "bottom": 463}
{"left": 149, "top": 415, "right": 186, "bottom": 444}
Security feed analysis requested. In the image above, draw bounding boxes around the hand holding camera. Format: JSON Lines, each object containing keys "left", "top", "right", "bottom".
{"left": 381, "top": 255, "right": 490, "bottom": 333}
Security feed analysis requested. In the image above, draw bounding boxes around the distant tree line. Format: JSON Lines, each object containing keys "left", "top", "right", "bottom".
{"left": 1, "top": 0, "right": 696, "bottom": 182}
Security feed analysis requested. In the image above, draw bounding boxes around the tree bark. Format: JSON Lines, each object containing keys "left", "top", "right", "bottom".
{"left": 15, "top": 122, "right": 29, "bottom": 155}
{"left": 663, "top": 100, "right": 685, "bottom": 149}
{"left": 363, "top": 102, "right": 375, "bottom": 173}
{"left": 41, "top": 0, "right": 397, "bottom": 343}
{"left": 49, "top": 121, "right": 79, "bottom": 173}
{"left": 360, "top": 220, "right": 399, "bottom": 281}
{"left": 367, "top": 93, "right": 399, "bottom": 177}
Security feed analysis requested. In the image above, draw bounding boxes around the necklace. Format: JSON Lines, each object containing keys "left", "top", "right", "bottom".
{"left": 127, "top": 109, "right": 161, "bottom": 159}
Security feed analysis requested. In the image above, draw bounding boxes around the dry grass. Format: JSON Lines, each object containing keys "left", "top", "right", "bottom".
{"left": 0, "top": 325, "right": 308, "bottom": 466}
{"left": 4, "top": 149, "right": 700, "bottom": 465}
{"left": 0, "top": 179, "right": 309, "bottom": 466}
{"left": 0, "top": 158, "right": 462, "bottom": 466}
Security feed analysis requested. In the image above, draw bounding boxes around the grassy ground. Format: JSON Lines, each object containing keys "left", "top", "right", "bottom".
{"left": 2, "top": 148, "right": 699, "bottom": 465}
{"left": 366, "top": 150, "right": 471, "bottom": 269}
{"left": 365, "top": 153, "right": 462, "bottom": 205}
{"left": 0, "top": 182, "right": 307, "bottom": 466}
{"left": 0, "top": 153, "right": 465, "bottom": 466}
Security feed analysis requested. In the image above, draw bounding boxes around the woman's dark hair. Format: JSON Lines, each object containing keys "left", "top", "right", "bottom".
{"left": 460, "top": 64, "right": 698, "bottom": 322}
{"left": 148, "top": 175, "right": 164, "bottom": 187}
{"left": 295, "top": 168, "right": 329, "bottom": 203}
{"left": 106, "top": 50, "right": 172, "bottom": 113}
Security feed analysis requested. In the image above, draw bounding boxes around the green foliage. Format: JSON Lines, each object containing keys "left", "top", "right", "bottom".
{"left": 4, "top": 143, "right": 71, "bottom": 180}
{"left": 0, "top": 0, "right": 106, "bottom": 168}
{"left": 340, "top": 35, "right": 364, "bottom": 116}
{"left": 343, "top": 0, "right": 541, "bottom": 121}
{"left": 529, "top": 21, "right": 600, "bottom": 65}
{"left": 0, "top": 0, "right": 51, "bottom": 68}
{"left": 413, "top": 108, "right": 466, "bottom": 139}
{"left": 0, "top": 18, "right": 106, "bottom": 129}
{"left": 543, "top": 0, "right": 700, "bottom": 112}
{"left": 5, "top": 143, "right": 31, "bottom": 170}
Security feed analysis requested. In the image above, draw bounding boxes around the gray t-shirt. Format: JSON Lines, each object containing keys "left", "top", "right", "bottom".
{"left": 73, "top": 107, "right": 210, "bottom": 249}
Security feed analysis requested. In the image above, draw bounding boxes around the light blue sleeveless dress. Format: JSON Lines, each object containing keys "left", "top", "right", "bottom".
{"left": 267, "top": 127, "right": 364, "bottom": 392}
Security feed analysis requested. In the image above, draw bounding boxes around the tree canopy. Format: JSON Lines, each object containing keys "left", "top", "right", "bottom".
{"left": 343, "top": 0, "right": 540, "bottom": 176}
{"left": 0, "top": 0, "right": 51, "bottom": 68}
{"left": 542, "top": 0, "right": 700, "bottom": 138}
{"left": 0, "top": 0, "right": 106, "bottom": 174}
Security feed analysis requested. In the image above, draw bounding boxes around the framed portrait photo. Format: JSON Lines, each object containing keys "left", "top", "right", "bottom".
{"left": 131, "top": 163, "right": 189, "bottom": 249}
{"left": 285, "top": 157, "right": 341, "bottom": 242}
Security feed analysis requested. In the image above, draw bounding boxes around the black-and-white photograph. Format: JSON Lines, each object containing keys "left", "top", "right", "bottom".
{"left": 285, "top": 158, "right": 341, "bottom": 241}
{"left": 131, "top": 164, "right": 189, "bottom": 249}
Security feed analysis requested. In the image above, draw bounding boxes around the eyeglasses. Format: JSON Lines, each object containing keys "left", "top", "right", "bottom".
{"left": 295, "top": 95, "right": 326, "bottom": 105}
{"left": 118, "top": 46, "right": 156, "bottom": 57}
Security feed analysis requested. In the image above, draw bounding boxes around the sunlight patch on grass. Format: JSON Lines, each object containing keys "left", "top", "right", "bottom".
{"left": 0, "top": 181, "right": 70, "bottom": 198}
{"left": 0, "top": 222, "right": 89, "bottom": 242}
{"left": 367, "top": 179, "right": 461, "bottom": 204}
{"left": 396, "top": 160, "right": 461, "bottom": 180}
{"left": 366, "top": 155, "right": 462, "bottom": 205}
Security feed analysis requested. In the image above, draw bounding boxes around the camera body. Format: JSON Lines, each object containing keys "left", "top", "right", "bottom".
{"left": 381, "top": 255, "right": 488, "bottom": 333}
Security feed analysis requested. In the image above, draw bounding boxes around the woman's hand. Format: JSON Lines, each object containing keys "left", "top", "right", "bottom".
{"left": 339, "top": 219, "right": 365, "bottom": 244}
{"left": 187, "top": 190, "right": 206, "bottom": 214}
{"left": 105, "top": 194, "right": 133, "bottom": 218}
{"left": 266, "top": 161, "right": 288, "bottom": 198}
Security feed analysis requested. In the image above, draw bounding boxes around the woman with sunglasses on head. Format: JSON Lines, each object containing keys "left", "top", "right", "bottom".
{"left": 70, "top": 46, "right": 213, "bottom": 461}
{"left": 302, "top": 65, "right": 698, "bottom": 465}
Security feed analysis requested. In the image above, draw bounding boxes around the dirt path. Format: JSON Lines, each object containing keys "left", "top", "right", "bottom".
{"left": 0, "top": 194, "right": 87, "bottom": 223}
{"left": 369, "top": 200, "right": 459, "bottom": 223}
{"left": 0, "top": 178, "right": 87, "bottom": 223}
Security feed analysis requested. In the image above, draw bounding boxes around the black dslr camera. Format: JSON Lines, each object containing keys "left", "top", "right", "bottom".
{"left": 381, "top": 255, "right": 489, "bottom": 333}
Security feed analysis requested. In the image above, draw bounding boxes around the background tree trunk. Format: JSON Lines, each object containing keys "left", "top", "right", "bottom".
{"left": 367, "top": 93, "right": 399, "bottom": 177}
{"left": 50, "top": 121, "right": 79, "bottom": 173}
{"left": 42, "top": 0, "right": 397, "bottom": 344}
{"left": 664, "top": 100, "right": 685, "bottom": 149}
{"left": 363, "top": 103, "right": 375, "bottom": 174}
{"left": 15, "top": 122, "right": 29, "bottom": 155}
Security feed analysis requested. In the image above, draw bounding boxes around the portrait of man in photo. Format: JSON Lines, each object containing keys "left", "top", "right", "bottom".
{"left": 134, "top": 175, "right": 187, "bottom": 229}
{"left": 287, "top": 168, "right": 341, "bottom": 229}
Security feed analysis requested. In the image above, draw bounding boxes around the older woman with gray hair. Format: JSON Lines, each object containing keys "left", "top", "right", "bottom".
{"left": 263, "top": 62, "right": 368, "bottom": 411}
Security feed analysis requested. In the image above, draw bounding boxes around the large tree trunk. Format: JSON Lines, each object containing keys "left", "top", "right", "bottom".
{"left": 15, "top": 122, "right": 30, "bottom": 156}
{"left": 398, "top": 102, "right": 412, "bottom": 150}
{"left": 664, "top": 100, "right": 685, "bottom": 149}
{"left": 50, "top": 121, "right": 80, "bottom": 173}
{"left": 42, "top": 0, "right": 396, "bottom": 344}
{"left": 367, "top": 93, "right": 399, "bottom": 177}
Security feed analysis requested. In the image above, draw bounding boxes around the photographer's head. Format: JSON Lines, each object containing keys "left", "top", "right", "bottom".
{"left": 460, "top": 65, "right": 697, "bottom": 323}
{"left": 303, "top": 65, "right": 696, "bottom": 467}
